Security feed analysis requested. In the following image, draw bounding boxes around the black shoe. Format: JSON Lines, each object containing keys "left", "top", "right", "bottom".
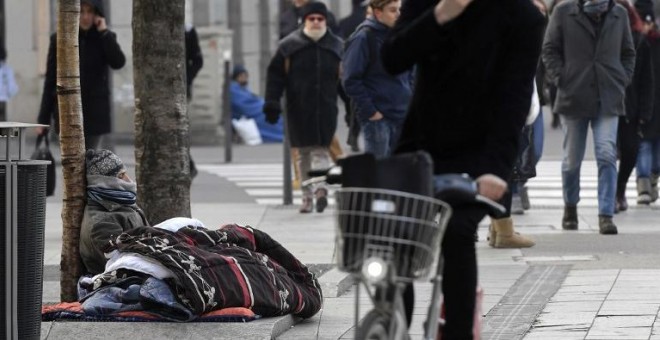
{"left": 598, "top": 215, "right": 618, "bottom": 235}
{"left": 315, "top": 188, "right": 328, "bottom": 213}
{"left": 615, "top": 196, "right": 628, "bottom": 214}
{"left": 562, "top": 206, "right": 578, "bottom": 230}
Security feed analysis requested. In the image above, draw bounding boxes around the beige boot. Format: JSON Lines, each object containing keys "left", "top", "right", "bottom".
{"left": 491, "top": 217, "right": 535, "bottom": 248}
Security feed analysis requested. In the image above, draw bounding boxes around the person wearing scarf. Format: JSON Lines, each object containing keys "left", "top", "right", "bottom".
{"left": 80, "top": 149, "right": 149, "bottom": 274}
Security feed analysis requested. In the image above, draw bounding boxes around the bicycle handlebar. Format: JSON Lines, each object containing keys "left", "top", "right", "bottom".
{"left": 304, "top": 168, "right": 506, "bottom": 217}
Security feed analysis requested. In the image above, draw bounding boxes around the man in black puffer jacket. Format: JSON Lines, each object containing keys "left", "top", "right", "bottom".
{"left": 37, "top": 0, "right": 126, "bottom": 150}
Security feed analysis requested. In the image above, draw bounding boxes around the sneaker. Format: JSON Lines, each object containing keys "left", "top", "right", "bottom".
{"left": 562, "top": 206, "right": 578, "bottom": 230}
{"left": 598, "top": 215, "right": 618, "bottom": 235}
{"left": 299, "top": 197, "right": 313, "bottom": 213}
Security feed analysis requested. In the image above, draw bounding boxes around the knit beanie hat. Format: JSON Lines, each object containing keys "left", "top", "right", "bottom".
{"left": 85, "top": 149, "right": 125, "bottom": 177}
{"left": 302, "top": 2, "right": 328, "bottom": 20}
{"left": 635, "top": 0, "right": 655, "bottom": 23}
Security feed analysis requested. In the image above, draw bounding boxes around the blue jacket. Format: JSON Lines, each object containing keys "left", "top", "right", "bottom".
{"left": 342, "top": 18, "right": 413, "bottom": 124}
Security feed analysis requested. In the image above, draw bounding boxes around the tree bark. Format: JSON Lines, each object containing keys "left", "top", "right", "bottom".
{"left": 57, "top": 0, "right": 86, "bottom": 302}
{"left": 133, "top": 0, "right": 191, "bottom": 225}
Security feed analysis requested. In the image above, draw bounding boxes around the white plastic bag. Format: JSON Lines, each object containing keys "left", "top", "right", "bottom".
{"left": 232, "top": 117, "right": 263, "bottom": 146}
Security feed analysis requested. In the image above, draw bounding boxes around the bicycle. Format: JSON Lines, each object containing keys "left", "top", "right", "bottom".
{"left": 303, "top": 153, "right": 505, "bottom": 340}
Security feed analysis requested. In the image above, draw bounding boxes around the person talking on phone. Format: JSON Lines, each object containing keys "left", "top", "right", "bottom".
{"left": 37, "top": 0, "right": 126, "bottom": 151}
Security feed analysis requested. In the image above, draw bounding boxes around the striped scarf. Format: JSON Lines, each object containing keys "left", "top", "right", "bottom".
{"left": 88, "top": 187, "right": 137, "bottom": 206}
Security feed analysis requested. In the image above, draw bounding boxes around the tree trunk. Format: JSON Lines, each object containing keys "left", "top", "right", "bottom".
{"left": 57, "top": 0, "right": 86, "bottom": 302}
{"left": 133, "top": 0, "right": 191, "bottom": 225}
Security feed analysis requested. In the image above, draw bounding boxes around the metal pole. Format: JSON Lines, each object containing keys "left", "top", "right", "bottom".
{"left": 223, "top": 58, "right": 232, "bottom": 163}
{"left": 282, "top": 102, "right": 292, "bottom": 205}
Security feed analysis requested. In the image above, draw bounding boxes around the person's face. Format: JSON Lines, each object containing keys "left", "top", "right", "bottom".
{"left": 80, "top": 3, "right": 95, "bottom": 31}
{"left": 642, "top": 21, "right": 655, "bottom": 34}
{"left": 304, "top": 14, "right": 327, "bottom": 31}
{"left": 117, "top": 170, "right": 132, "bottom": 183}
{"left": 374, "top": 1, "right": 401, "bottom": 28}
{"left": 236, "top": 72, "right": 249, "bottom": 87}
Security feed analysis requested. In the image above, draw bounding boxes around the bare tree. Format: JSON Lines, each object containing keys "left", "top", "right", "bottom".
{"left": 56, "top": 0, "right": 86, "bottom": 302}
{"left": 132, "top": 0, "right": 191, "bottom": 224}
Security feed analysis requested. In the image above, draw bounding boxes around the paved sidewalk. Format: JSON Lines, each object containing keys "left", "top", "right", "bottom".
{"left": 35, "top": 142, "right": 660, "bottom": 339}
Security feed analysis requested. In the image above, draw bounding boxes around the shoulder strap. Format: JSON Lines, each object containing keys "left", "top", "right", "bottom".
{"left": 363, "top": 26, "right": 378, "bottom": 68}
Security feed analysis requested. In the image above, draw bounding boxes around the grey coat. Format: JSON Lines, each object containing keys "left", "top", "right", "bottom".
{"left": 542, "top": 0, "right": 636, "bottom": 118}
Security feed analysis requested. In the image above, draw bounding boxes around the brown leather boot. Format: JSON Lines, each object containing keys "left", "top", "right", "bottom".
{"left": 490, "top": 217, "right": 535, "bottom": 248}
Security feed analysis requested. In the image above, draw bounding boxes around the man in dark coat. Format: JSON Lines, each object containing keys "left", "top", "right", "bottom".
{"left": 279, "top": 0, "right": 340, "bottom": 39}
{"left": 37, "top": 0, "right": 126, "bottom": 150}
{"left": 381, "top": 0, "right": 545, "bottom": 338}
{"left": 185, "top": 24, "right": 204, "bottom": 179}
{"left": 264, "top": 2, "right": 343, "bottom": 214}
{"left": 542, "top": 0, "right": 636, "bottom": 234}
{"left": 339, "top": 0, "right": 369, "bottom": 38}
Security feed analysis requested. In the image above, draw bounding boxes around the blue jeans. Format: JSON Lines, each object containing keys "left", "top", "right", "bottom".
{"left": 361, "top": 118, "right": 401, "bottom": 159}
{"left": 561, "top": 114, "right": 618, "bottom": 216}
{"left": 636, "top": 138, "right": 660, "bottom": 178}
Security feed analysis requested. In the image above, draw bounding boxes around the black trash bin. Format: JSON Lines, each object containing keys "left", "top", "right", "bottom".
{"left": 1, "top": 123, "right": 50, "bottom": 340}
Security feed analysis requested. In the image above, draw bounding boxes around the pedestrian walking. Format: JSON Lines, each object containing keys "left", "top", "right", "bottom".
{"left": 279, "top": 0, "right": 344, "bottom": 188}
{"left": 613, "top": 0, "right": 654, "bottom": 212}
{"left": 185, "top": 23, "right": 204, "bottom": 180}
{"left": 382, "top": 0, "right": 545, "bottom": 338}
{"left": 342, "top": 0, "right": 412, "bottom": 159}
{"left": 635, "top": 0, "right": 660, "bottom": 204}
{"left": 542, "top": 0, "right": 636, "bottom": 234}
{"left": 0, "top": 47, "right": 19, "bottom": 121}
{"left": 264, "top": 2, "right": 343, "bottom": 214}
{"left": 36, "top": 0, "right": 126, "bottom": 150}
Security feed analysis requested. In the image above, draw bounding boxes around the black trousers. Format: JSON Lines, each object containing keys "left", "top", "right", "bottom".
{"left": 404, "top": 204, "right": 487, "bottom": 339}
{"left": 617, "top": 117, "right": 641, "bottom": 198}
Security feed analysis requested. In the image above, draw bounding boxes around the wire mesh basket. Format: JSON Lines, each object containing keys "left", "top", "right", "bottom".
{"left": 334, "top": 188, "right": 451, "bottom": 280}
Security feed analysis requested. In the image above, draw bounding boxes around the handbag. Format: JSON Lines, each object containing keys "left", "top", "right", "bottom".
{"left": 30, "top": 134, "right": 56, "bottom": 196}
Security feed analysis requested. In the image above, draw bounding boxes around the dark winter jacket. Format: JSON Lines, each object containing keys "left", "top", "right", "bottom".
{"left": 342, "top": 18, "right": 413, "bottom": 124}
{"left": 381, "top": 0, "right": 546, "bottom": 181}
{"left": 542, "top": 0, "right": 636, "bottom": 118}
{"left": 264, "top": 29, "right": 343, "bottom": 148}
{"left": 37, "top": 27, "right": 126, "bottom": 136}
{"left": 80, "top": 176, "right": 148, "bottom": 274}
{"left": 641, "top": 31, "right": 660, "bottom": 139}
{"left": 625, "top": 31, "right": 654, "bottom": 124}
{"left": 185, "top": 25, "right": 204, "bottom": 99}
{"left": 279, "top": 3, "right": 340, "bottom": 39}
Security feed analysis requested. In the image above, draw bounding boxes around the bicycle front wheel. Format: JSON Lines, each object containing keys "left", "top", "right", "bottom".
{"left": 356, "top": 310, "right": 392, "bottom": 340}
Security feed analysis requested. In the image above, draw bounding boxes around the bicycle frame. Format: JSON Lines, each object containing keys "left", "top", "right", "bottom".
{"left": 352, "top": 271, "right": 410, "bottom": 340}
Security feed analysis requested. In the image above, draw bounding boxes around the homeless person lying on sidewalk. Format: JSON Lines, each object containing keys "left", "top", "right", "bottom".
{"left": 78, "top": 150, "right": 323, "bottom": 320}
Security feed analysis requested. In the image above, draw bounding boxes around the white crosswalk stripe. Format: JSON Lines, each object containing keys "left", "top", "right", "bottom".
{"left": 198, "top": 163, "right": 336, "bottom": 205}
{"left": 200, "top": 160, "right": 645, "bottom": 208}
{"left": 529, "top": 160, "right": 641, "bottom": 208}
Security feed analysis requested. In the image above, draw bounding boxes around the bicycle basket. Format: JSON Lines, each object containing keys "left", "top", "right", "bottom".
{"left": 334, "top": 188, "right": 451, "bottom": 280}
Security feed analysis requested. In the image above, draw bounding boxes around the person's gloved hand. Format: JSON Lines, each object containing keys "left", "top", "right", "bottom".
{"left": 263, "top": 101, "right": 281, "bottom": 125}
